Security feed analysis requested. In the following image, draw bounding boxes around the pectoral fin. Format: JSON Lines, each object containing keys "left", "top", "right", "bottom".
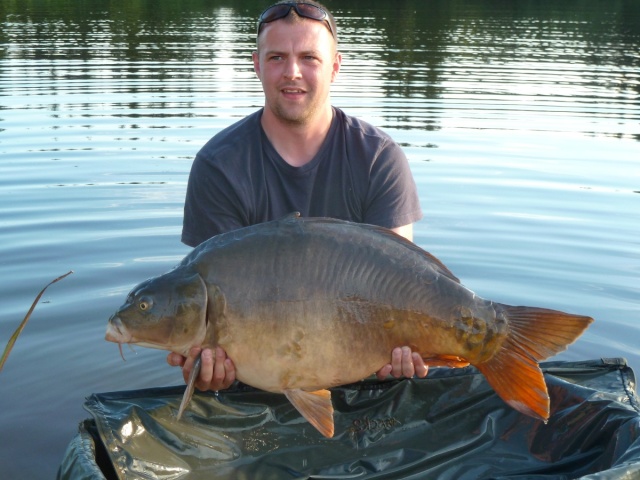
{"left": 284, "top": 389, "right": 335, "bottom": 438}
{"left": 177, "top": 353, "right": 201, "bottom": 420}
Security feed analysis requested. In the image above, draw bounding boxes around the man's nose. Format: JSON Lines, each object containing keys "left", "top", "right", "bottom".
{"left": 283, "top": 58, "right": 302, "bottom": 79}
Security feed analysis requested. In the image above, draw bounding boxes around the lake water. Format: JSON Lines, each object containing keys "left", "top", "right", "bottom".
{"left": 1, "top": 0, "right": 639, "bottom": 477}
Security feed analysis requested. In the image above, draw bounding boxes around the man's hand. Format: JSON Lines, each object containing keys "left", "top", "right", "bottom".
{"left": 167, "top": 346, "right": 236, "bottom": 391}
{"left": 375, "top": 346, "right": 428, "bottom": 380}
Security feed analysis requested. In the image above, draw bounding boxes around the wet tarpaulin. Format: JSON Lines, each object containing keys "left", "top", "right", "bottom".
{"left": 58, "top": 358, "right": 640, "bottom": 479}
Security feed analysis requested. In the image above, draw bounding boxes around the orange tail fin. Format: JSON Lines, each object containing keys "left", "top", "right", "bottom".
{"left": 476, "top": 306, "right": 593, "bottom": 422}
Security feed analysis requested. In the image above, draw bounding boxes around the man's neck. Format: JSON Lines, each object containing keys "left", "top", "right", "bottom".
{"left": 260, "top": 106, "right": 334, "bottom": 167}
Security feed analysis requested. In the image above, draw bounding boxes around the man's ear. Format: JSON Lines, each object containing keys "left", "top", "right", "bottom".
{"left": 331, "top": 51, "right": 342, "bottom": 83}
{"left": 253, "top": 50, "right": 261, "bottom": 79}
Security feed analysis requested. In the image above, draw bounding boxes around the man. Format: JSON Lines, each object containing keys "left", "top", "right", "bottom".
{"left": 168, "top": 1, "right": 428, "bottom": 392}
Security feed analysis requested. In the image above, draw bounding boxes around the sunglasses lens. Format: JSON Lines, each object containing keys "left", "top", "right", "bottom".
{"left": 258, "top": 3, "right": 334, "bottom": 38}
{"left": 293, "top": 4, "right": 326, "bottom": 21}
{"left": 259, "top": 4, "right": 292, "bottom": 24}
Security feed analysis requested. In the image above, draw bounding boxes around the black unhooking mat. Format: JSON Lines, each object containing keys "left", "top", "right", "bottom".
{"left": 58, "top": 358, "right": 640, "bottom": 479}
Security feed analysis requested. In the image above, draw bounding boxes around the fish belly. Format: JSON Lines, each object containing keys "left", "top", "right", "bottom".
{"left": 212, "top": 296, "right": 465, "bottom": 394}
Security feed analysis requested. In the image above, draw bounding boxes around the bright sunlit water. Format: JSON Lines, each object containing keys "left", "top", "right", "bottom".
{"left": 1, "top": 0, "right": 639, "bottom": 477}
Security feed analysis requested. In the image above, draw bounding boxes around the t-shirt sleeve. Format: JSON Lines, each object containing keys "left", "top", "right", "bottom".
{"left": 181, "top": 151, "right": 248, "bottom": 247}
{"left": 362, "top": 138, "right": 423, "bottom": 229}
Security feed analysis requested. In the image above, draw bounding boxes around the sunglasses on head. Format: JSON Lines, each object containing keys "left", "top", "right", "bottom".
{"left": 257, "top": 2, "right": 336, "bottom": 39}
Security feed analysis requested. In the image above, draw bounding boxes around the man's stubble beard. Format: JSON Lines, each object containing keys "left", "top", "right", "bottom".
{"left": 272, "top": 100, "right": 319, "bottom": 127}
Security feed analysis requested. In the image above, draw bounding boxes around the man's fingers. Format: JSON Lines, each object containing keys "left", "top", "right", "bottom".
{"left": 177, "top": 346, "right": 236, "bottom": 392}
{"left": 376, "top": 363, "right": 392, "bottom": 380}
{"left": 390, "top": 347, "right": 403, "bottom": 378}
{"left": 400, "top": 346, "right": 415, "bottom": 377}
{"left": 387, "top": 347, "right": 428, "bottom": 379}
{"left": 412, "top": 352, "right": 429, "bottom": 378}
{"left": 211, "top": 346, "right": 227, "bottom": 388}
{"left": 195, "top": 348, "right": 214, "bottom": 391}
{"left": 222, "top": 356, "right": 236, "bottom": 389}
{"left": 167, "top": 352, "right": 185, "bottom": 368}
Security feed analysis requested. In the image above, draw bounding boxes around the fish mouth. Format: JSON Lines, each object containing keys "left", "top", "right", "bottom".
{"left": 105, "top": 315, "right": 132, "bottom": 344}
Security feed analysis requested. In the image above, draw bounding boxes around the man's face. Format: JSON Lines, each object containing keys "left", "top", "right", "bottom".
{"left": 253, "top": 18, "right": 341, "bottom": 126}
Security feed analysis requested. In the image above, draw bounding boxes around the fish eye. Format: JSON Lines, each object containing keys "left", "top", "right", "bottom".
{"left": 138, "top": 297, "right": 153, "bottom": 311}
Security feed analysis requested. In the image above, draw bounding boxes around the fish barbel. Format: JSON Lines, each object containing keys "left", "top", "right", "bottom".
{"left": 106, "top": 213, "right": 593, "bottom": 438}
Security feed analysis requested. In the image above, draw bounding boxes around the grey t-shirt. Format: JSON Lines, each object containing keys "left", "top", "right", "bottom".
{"left": 182, "top": 107, "right": 422, "bottom": 247}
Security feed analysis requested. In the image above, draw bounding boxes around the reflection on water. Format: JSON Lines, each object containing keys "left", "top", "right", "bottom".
{"left": 0, "top": 0, "right": 639, "bottom": 477}
{"left": 3, "top": 0, "right": 638, "bottom": 139}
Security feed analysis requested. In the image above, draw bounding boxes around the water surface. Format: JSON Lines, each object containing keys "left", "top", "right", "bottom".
{"left": 1, "top": 0, "right": 639, "bottom": 477}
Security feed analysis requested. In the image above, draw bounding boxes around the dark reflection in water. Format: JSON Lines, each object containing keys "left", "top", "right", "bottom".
{"left": 2, "top": 0, "right": 639, "bottom": 138}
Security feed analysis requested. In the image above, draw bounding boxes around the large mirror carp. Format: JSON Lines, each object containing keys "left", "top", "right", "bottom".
{"left": 106, "top": 213, "right": 593, "bottom": 438}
